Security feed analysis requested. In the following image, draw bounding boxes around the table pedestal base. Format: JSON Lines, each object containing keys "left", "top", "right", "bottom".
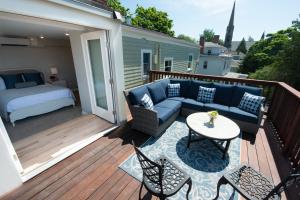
{"left": 186, "top": 129, "right": 231, "bottom": 159}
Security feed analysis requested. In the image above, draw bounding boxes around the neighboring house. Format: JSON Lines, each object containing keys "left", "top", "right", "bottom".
{"left": 0, "top": 0, "right": 200, "bottom": 196}
{"left": 196, "top": 36, "right": 232, "bottom": 76}
{"left": 230, "top": 41, "right": 256, "bottom": 72}
{"left": 122, "top": 25, "right": 199, "bottom": 89}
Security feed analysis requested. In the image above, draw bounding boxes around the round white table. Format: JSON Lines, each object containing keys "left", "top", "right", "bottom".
{"left": 186, "top": 112, "right": 240, "bottom": 159}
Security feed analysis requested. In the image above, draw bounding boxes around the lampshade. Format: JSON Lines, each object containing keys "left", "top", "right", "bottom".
{"left": 50, "top": 67, "right": 58, "bottom": 75}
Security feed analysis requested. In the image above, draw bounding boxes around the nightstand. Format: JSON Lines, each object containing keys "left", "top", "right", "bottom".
{"left": 49, "top": 80, "right": 67, "bottom": 87}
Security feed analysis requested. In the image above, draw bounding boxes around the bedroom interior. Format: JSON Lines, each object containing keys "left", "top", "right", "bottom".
{"left": 0, "top": 12, "right": 116, "bottom": 177}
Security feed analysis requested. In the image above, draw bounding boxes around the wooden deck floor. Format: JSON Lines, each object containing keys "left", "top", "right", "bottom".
{"left": 0, "top": 118, "right": 297, "bottom": 200}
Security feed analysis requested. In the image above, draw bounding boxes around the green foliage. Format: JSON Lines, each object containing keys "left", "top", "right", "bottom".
{"left": 107, "top": 0, "right": 129, "bottom": 16}
{"left": 132, "top": 6, "right": 175, "bottom": 36}
{"left": 236, "top": 38, "right": 247, "bottom": 54}
{"left": 245, "top": 14, "right": 300, "bottom": 90}
{"left": 177, "top": 34, "right": 197, "bottom": 43}
{"left": 202, "top": 29, "right": 215, "bottom": 42}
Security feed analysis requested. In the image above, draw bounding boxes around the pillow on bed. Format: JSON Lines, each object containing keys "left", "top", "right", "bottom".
{"left": 23, "top": 72, "right": 44, "bottom": 85}
{"left": 15, "top": 81, "right": 37, "bottom": 89}
{"left": 1, "top": 74, "right": 24, "bottom": 89}
{"left": 0, "top": 76, "right": 6, "bottom": 91}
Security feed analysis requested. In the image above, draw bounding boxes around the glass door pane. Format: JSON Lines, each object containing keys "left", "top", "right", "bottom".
{"left": 87, "top": 39, "right": 108, "bottom": 110}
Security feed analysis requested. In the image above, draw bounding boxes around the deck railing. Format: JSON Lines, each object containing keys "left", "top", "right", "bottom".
{"left": 149, "top": 70, "right": 300, "bottom": 167}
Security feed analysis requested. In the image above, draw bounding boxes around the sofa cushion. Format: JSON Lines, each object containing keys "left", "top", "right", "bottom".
{"left": 213, "top": 83, "right": 234, "bottom": 106}
{"left": 204, "top": 103, "right": 230, "bottom": 115}
{"left": 128, "top": 85, "right": 151, "bottom": 105}
{"left": 170, "top": 79, "right": 191, "bottom": 98}
{"left": 1, "top": 74, "right": 23, "bottom": 89}
{"left": 197, "top": 86, "right": 216, "bottom": 103}
{"left": 140, "top": 94, "right": 154, "bottom": 110}
{"left": 229, "top": 107, "right": 259, "bottom": 124}
{"left": 238, "top": 92, "right": 265, "bottom": 115}
{"left": 155, "top": 99, "right": 181, "bottom": 112}
{"left": 167, "top": 97, "right": 185, "bottom": 102}
{"left": 155, "top": 78, "right": 170, "bottom": 96}
{"left": 167, "top": 83, "right": 180, "bottom": 97}
{"left": 231, "top": 85, "right": 263, "bottom": 107}
{"left": 189, "top": 80, "right": 213, "bottom": 99}
{"left": 147, "top": 82, "right": 167, "bottom": 104}
{"left": 182, "top": 98, "right": 205, "bottom": 111}
{"left": 153, "top": 106, "right": 176, "bottom": 125}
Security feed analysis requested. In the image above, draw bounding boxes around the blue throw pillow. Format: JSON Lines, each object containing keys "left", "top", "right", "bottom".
{"left": 129, "top": 85, "right": 151, "bottom": 105}
{"left": 189, "top": 80, "right": 213, "bottom": 99}
{"left": 238, "top": 92, "right": 265, "bottom": 115}
{"left": 1, "top": 74, "right": 23, "bottom": 89}
{"left": 23, "top": 73, "right": 44, "bottom": 85}
{"left": 140, "top": 94, "right": 154, "bottom": 110}
{"left": 167, "top": 83, "right": 180, "bottom": 97}
{"left": 231, "top": 85, "right": 262, "bottom": 107}
{"left": 147, "top": 82, "right": 166, "bottom": 104}
{"left": 197, "top": 86, "right": 216, "bottom": 103}
{"left": 170, "top": 79, "right": 191, "bottom": 98}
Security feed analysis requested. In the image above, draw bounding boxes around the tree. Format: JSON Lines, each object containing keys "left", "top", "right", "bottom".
{"left": 132, "top": 6, "right": 175, "bottom": 36}
{"left": 107, "top": 0, "right": 129, "bottom": 16}
{"left": 202, "top": 29, "right": 215, "bottom": 42}
{"left": 248, "top": 36, "right": 255, "bottom": 42}
{"left": 236, "top": 38, "right": 247, "bottom": 54}
{"left": 177, "top": 34, "right": 197, "bottom": 43}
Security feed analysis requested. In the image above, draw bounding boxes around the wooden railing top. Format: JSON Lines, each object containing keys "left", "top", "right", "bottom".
{"left": 149, "top": 70, "right": 279, "bottom": 86}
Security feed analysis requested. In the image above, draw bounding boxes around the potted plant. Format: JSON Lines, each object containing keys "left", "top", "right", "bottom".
{"left": 208, "top": 111, "right": 218, "bottom": 125}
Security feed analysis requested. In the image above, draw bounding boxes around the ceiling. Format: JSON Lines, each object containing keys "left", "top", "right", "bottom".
{"left": 0, "top": 15, "right": 88, "bottom": 39}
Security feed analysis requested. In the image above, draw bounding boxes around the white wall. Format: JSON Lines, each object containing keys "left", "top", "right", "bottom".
{"left": 0, "top": 119, "right": 22, "bottom": 197}
{"left": 0, "top": 39, "right": 77, "bottom": 89}
{"left": 197, "top": 56, "right": 231, "bottom": 76}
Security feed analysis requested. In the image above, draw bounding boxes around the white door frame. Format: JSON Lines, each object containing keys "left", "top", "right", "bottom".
{"left": 81, "top": 31, "right": 115, "bottom": 123}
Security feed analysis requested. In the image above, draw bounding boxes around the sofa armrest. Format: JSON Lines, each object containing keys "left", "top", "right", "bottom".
{"left": 131, "top": 105, "right": 159, "bottom": 129}
{"left": 258, "top": 104, "right": 265, "bottom": 125}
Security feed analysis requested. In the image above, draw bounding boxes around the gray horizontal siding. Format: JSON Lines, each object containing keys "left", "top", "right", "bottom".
{"left": 122, "top": 36, "right": 199, "bottom": 89}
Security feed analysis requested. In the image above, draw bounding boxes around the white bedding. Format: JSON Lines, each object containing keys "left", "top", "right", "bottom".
{"left": 7, "top": 84, "right": 74, "bottom": 112}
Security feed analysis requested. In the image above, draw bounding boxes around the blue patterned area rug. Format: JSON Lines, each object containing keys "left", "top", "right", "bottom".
{"left": 119, "top": 117, "right": 241, "bottom": 200}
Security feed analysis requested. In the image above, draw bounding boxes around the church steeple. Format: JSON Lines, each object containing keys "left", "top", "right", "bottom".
{"left": 224, "top": 1, "right": 235, "bottom": 49}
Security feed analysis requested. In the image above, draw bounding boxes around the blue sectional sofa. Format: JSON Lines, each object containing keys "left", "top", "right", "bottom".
{"left": 124, "top": 78, "right": 264, "bottom": 139}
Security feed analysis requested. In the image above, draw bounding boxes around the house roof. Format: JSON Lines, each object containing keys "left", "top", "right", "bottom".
{"left": 231, "top": 41, "right": 256, "bottom": 51}
{"left": 122, "top": 23, "right": 200, "bottom": 48}
{"left": 204, "top": 42, "right": 226, "bottom": 49}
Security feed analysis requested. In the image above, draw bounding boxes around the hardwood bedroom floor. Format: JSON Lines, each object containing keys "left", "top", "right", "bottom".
{"left": 13, "top": 114, "right": 113, "bottom": 174}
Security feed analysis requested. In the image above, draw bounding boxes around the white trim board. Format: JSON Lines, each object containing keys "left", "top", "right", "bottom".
{"left": 21, "top": 125, "right": 118, "bottom": 182}
{"left": 122, "top": 25, "right": 200, "bottom": 49}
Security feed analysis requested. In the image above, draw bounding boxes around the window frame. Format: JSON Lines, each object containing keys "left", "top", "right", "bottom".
{"left": 203, "top": 61, "right": 208, "bottom": 69}
{"left": 164, "top": 57, "right": 173, "bottom": 72}
{"left": 188, "top": 53, "right": 194, "bottom": 68}
{"left": 141, "top": 49, "right": 152, "bottom": 79}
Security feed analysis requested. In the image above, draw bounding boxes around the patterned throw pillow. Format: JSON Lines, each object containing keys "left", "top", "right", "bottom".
{"left": 167, "top": 83, "right": 180, "bottom": 97}
{"left": 238, "top": 92, "right": 265, "bottom": 115}
{"left": 197, "top": 86, "right": 216, "bottom": 103}
{"left": 140, "top": 94, "right": 154, "bottom": 110}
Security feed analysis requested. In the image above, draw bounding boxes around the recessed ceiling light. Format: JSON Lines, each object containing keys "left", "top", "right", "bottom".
{"left": 65, "top": 33, "right": 70, "bottom": 36}
{"left": 40, "top": 35, "right": 44, "bottom": 39}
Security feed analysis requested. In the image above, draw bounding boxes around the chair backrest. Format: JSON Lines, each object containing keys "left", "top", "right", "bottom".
{"left": 265, "top": 166, "right": 300, "bottom": 199}
{"left": 132, "top": 142, "right": 163, "bottom": 192}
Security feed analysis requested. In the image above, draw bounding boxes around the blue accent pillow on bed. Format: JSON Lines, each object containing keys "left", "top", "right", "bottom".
{"left": 1, "top": 74, "right": 24, "bottom": 89}
{"left": 23, "top": 73, "right": 44, "bottom": 85}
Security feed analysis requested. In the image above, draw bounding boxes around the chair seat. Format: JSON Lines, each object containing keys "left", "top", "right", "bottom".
{"left": 224, "top": 164, "right": 280, "bottom": 200}
{"left": 143, "top": 156, "right": 190, "bottom": 196}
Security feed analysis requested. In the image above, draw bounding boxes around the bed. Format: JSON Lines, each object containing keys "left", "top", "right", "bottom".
{"left": 0, "top": 69, "right": 75, "bottom": 126}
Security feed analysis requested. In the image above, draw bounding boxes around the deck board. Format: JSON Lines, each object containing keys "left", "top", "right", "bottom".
{"left": 1, "top": 119, "right": 297, "bottom": 200}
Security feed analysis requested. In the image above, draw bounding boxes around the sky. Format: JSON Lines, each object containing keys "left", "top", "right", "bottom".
{"left": 120, "top": 0, "right": 300, "bottom": 41}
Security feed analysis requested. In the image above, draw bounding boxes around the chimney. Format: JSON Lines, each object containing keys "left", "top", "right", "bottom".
{"left": 199, "top": 36, "right": 205, "bottom": 54}
{"left": 212, "top": 35, "right": 220, "bottom": 44}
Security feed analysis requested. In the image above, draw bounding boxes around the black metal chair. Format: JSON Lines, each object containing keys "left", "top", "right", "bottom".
{"left": 213, "top": 163, "right": 300, "bottom": 200}
{"left": 133, "top": 142, "right": 192, "bottom": 200}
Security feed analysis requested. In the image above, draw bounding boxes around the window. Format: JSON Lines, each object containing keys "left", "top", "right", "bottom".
{"left": 207, "top": 50, "right": 212, "bottom": 55}
{"left": 141, "top": 49, "right": 152, "bottom": 77}
{"left": 188, "top": 54, "right": 193, "bottom": 68}
{"left": 164, "top": 57, "right": 173, "bottom": 72}
{"left": 203, "top": 61, "right": 208, "bottom": 69}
